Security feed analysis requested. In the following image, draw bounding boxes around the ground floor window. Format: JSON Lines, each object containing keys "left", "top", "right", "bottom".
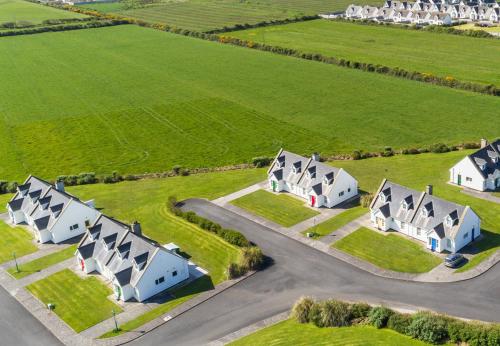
{"left": 446, "top": 239, "right": 451, "bottom": 248}
{"left": 172, "top": 271, "right": 178, "bottom": 277}
{"left": 463, "top": 232, "right": 469, "bottom": 239}
{"left": 155, "top": 276, "right": 165, "bottom": 285}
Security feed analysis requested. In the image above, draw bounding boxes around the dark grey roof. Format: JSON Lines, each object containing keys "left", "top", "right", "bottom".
{"left": 468, "top": 140, "right": 500, "bottom": 179}
{"left": 8, "top": 198, "right": 23, "bottom": 212}
{"left": 34, "top": 215, "right": 50, "bottom": 231}
{"left": 114, "top": 267, "right": 133, "bottom": 286}
{"left": 268, "top": 150, "right": 310, "bottom": 186}
{"left": 77, "top": 242, "right": 95, "bottom": 260}
{"left": 433, "top": 223, "right": 446, "bottom": 239}
{"left": 372, "top": 181, "right": 421, "bottom": 223}
{"left": 311, "top": 183, "right": 323, "bottom": 195}
{"left": 379, "top": 203, "right": 391, "bottom": 218}
{"left": 272, "top": 169, "right": 283, "bottom": 181}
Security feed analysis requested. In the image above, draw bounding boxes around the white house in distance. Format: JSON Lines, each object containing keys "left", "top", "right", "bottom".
{"left": 267, "top": 149, "right": 359, "bottom": 208}
{"left": 76, "top": 215, "right": 189, "bottom": 302}
{"left": 370, "top": 179, "right": 480, "bottom": 253}
{"left": 6, "top": 176, "right": 100, "bottom": 244}
{"left": 449, "top": 139, "right": 500, "bottom": 192}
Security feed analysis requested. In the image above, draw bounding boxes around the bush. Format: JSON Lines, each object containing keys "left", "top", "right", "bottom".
{"left": 320, "top": 299, "right": 352, "bottom": 327}
{"left": 350, "top": 302, "right": 371, "bottom": 320}
{"left": 0, "top": 181, "right": 8, "bottom": 194}
{"left": 7, "top": 182, "right": 18, "bottom": 193}
{"left": 252, "top": 156, "right": 272, "bottom": 168}
{"left": 181, "top": 169, "right": 190, "bottom": 176}
{"left": 429, "top": 143, "right": 451, "bottom": 153}
{"left": 463, "top": 142, "right": 480, "bottom": 149}
{"left": 226, "top": 263, "right": 241, "bottom": 279}
{"left": 172, "top": 165, "right": 182, "bottom": 175}
{"left": 360, "top": 193, "right": 373, "bottom": 208}
{"left": 292, "top": 296, "right": 315, "bottom": 323}
{"left": 387, "top": 312, "right": 412, "bottom": 334}
{"left": 368, "top": 306, "right": 394, "bottom": 329}
{"left": 220, "top": 229, "right": 250, "bottom": 247}
{"left": 381, "top": 147, "right": 394, "bottom": 157}
{"left": 406, "top": 312, "right": 448, "bottom": 344}
{"left": 184, "top": 211, "right": 199, "bottom": 224}
{"left": 123, "top": 174, "right": 137, "bottom": 181}
{"left": 352, "top": 150, "right": 362, "bottom": 160}
{"left": 402, "top": 148, "right": 420, "bottom": 155}
{"left": 240, "top": 246, "right": 264, "bottom": 271}
{"left": 308, "top": 302, "right": 323, "bottom": 326}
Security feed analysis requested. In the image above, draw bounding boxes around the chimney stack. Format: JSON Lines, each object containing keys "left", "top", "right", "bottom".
{"left": 131, "top": 221, "right": 142, "bottom": 236}
{"left": 480, "top": 138, "right": 488, "bottom": 149}
{"left": 55, "top": 181, "right": 65, "bottom": 192}
{"left": 312, "top": 152, "right": 320, "bottom": 162}
{"left": 426, "top": 185, "right": 433, "bottom": 196}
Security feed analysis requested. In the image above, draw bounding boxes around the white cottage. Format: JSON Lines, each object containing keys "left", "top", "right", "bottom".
{"left": 449, "top": 139, "right": 500, "bottom": 191}
{"left": 268, "top": 149, "right": 358, "bottom": 208}
{"left": 370, "top": 179, "right": 480, "bottom": 253}
{"left": 76, "top": 215, "right": 189, "bottom": 302}
{"left": 6, "top": 176, "right": 100, "bottom": 243}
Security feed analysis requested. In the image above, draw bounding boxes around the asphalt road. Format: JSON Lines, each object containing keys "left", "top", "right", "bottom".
{"left": 0, "top": 286, "right": 62, "bottom": 346}
{"left": 130, "top": 199, "right": 500, "bottom": 346}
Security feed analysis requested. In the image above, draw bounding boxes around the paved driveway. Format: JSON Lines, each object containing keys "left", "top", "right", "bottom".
{"left": 129, "top": 199, "right": 500, "bottom": 346}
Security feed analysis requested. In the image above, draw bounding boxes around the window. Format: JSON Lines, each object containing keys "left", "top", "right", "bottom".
{"left": 417, "top": 228, "right": 421, "bottom": 236}
{"left": 85, "top": 219, "right": 90, "bottom": 227}
{"left": 401, "top": 222, "right": 406, "bottom": 229}
{"left": 447, "top": 239, "right": 451, "bottom": 248}
{"left": 463, "top": 232, "right": 469, "bottom": 239}
{"left": 338, "top": 191, "right": 344, "bottom": 197}
{"left": 172, "top": 271, "right": 178, "bottom": 277}
{"left": 155, "top": 276, "right": 165, "bottom": 285}
{"left": 348, "top": 188, "right": 351, "bottom": 192}
{"left": 69, "top": 224, "right": 79, "bottom": 231}
{"left": 466, "top": 177, "right": 472, "bottom": 182}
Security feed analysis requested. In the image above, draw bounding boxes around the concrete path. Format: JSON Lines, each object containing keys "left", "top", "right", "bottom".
{"left": 0, "top": 243, "right": 72, "bottom": 271}
{"left": 461, "top": 187, "right": 500, "bottom": 204}
{"left": 212, "top": 181, "right": 267, "bottom": 206}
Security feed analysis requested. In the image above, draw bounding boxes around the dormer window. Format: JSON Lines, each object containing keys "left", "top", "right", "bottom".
{"left": 422, "top": 208, "right": 428, "bottom": 217}
{"left": 277, "top": 157, "right": 285, "bottom": 168}
{"left": 402, "top": 201, "right": 408, "bottom": 210}
{"left": 292, "top": 166, "right": 297, "bottom": 174}
{"left": 323, "top": 176, "right": 329, "bottom": 184}
{"left": 493, "top": 157, "right": 499, "bottom": 164}
{"left": 445, "top": 216, "right": 453, "bottom": 227}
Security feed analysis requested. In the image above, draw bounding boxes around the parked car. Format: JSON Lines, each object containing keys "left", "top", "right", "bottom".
{"left": 444, "top": 253, "right": 465, "bottom": 268}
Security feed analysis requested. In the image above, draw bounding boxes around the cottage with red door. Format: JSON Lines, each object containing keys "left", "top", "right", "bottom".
{"left": 76, "top": 215, "right": 189, "bottom": 302}
{"left": 268, "top": 149, "right": 359, "bottom": 208}
{"left": 370, "top": 179, "right": 480, "bottom": 253}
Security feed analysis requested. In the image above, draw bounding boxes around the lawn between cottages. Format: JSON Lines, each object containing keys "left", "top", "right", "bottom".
{"left": 0, "top": 0, "right": 87, "bottom": 25}
{"left": 229, "top": 19, "right": 500, "bottom": 87}
{"left": 333, "top": 227, "right": 441, "bottom": 273}
{"left": 229, "top": 319, "right": 436, "bottom": 346}
{"left": 7, "top": 244, "right": 77, "bottom": 279}
{"left": 0, "top": 221, "right": 37, "bottom": 264}
{"left": 26, "top": 269, "right": 123, "bottom": 333}
{"left": 1, "top": 25, "right": 500, "bottom": 182}
{"left": 331, "top": 150, "right": 500, "bottom": 272}
{"left": 301, "top": 205, "right": 368, "bottom": 239}
{"left": 231, "top": 189, "right": 319, "bottom": 227}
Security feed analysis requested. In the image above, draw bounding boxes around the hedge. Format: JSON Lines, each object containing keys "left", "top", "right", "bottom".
{"left": 291, "top": 297, "right": 500, "bottom": 345}
{"left": 205, "top": 15, "right": 319, "bottom": 34}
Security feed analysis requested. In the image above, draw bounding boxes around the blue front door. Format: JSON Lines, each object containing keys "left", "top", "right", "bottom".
{"left": 431, "top": 238, "right": 437, "bottom": 251}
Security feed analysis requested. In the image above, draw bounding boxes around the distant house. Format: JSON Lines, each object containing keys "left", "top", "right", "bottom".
{"left": 449, "top": 139, "right": 500, "bottom": 191}
{"left": 346, "top": 4, "right": 363, "bottom": 18}
{"left": 76, "top": 215, "right": 189, "bottom": 302}
{"left": 7, "top": 176, "right": 99, "bottom": 244}
{"left": 267, "top": 149, "right": 358, "bottom": 208}
{"left": 430, "top": 12, "right": 453, "bottom": 24}
{"left": 360, "top": 5, "right": 380, "bottom": 18}
{"left": 370, "top": 179, "right": 480, "bottom": 253}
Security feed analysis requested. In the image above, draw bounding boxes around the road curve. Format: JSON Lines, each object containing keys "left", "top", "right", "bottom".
{"left": 130, "top": 199, "right": 500, "bottom": 346}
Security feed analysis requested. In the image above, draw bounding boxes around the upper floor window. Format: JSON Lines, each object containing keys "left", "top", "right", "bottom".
{"left": 155, "top": 276, "right": 165, "bottom": 285}
{"left": 70, "top": 224, "right": 79, "bottom": 231}
{"left": 172, "top": 271, "right": 178, "bottom": 277}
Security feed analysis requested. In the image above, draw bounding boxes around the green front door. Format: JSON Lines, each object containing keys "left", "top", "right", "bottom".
{"left": 114, "top": 285, "right": 122, "bottom": 300}
{"left": 457, "top": 174, "right": 462, "bottom": 186}
{"left": 272, "top": 180, "right": 277, "bottom": 192}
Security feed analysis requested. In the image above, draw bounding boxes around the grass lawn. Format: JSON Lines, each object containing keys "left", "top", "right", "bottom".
{"left": 26, "top": 269, "right": 123, "bottom": 332}
{"left": 0, "top": 193, "right": 13, "bottom": 212}
{"left": 229, "top": 20, "right": 500, "bottom": 86}
{"left": 79, "top": 0, "right": 378, "bottom": 32}
{"left": 231, "top": 189, "right": 319, "bottom": 227}
{"left": 100, "top": 275, "right": 213, "bottom": 338}
{"left": 302, "top": 205, "right": 368, "bottom": 239}
{"left": 7, "top": 244, "right": 77, "bottom": 279}
{"left": 455, "top": 23, "right": 500, "bottom": 34}
{"left": 333, "top": 227, "right": 441, "bottom": 273}
{"left": 1, "top": 25, "right": 499, "bottom": 181}
{"left": 68, "top": 169, "right": 265, "bottom": 284}
{"left": 331, "top": 151, "right": 500, "bottom": 272}
{"left": 0, "top": 0, "right": 87, "bottom": 24}
{"left": 230, "top": 319, "right": 435, "bottom": 346}
{"left": 0, "top": 221, "right": 37, "bottom": 264}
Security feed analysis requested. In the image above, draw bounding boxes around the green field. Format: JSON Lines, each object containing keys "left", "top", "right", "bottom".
{"left": 231, "top": 189, "right": 319, "bottom": 227}
{"left": 333, "top": 227, "right": 441, "bottom": 273}
{"left": 1, "top": 26, "right": 499, "bottom": 182}
{"left": 230, "top": 319, "right": 435, "bottom": 346}
{"left": 80, "top": 0, "right": 377, "bottom": 32}
{"left": 27, "top": 269, "right": 123, "bottom": 332}
{"left": 230, "top": 20, "right": 500, "bottom": 86}
{"left": 456, "top": 23, "right": 500, "bottom": 34}
{"left": 302, "top": 205, "right": 367, "bottom": 239}
{"left": 8, "top": 245, "right": 77, "bottom": 279}
{"left": 0, "top": 0, "right": 87, "bottom": 25}
{"left": 331, "top": 151, "right": 500, "bottom": 271}
{"left": 0, "top": 221, "right": 37, "bottom": 264}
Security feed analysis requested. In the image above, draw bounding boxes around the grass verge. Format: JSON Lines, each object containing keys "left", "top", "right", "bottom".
{"left": 333, "top": 227, "right": 441, "bottom": 273}
{"left": 302, "top": 205, "right": 367, "bottom": 239}
{"left": 0, "top": 221, "right": 37, "bottom": 264}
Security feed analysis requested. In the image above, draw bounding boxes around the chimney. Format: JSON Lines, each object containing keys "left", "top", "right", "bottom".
{"left": 131, "top": 221, "right": 142, "bottom": 236}
{"left": 55, "top": 181, "right": 65, "bottom": 192}
{"left": 426, "top": 185, "right": 433, "bottom": 196}
{"left": 480, "top": 138, "right": 488, "bottom": 149}
{"left": 312, "top": 152, "right": 320, "bottom": 162}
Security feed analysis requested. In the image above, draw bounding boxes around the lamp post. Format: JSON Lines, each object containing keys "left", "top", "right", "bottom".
{"left": 13, "top": 252, "right": 19, "bottom": 273}
{"left": 112, "top": 309, "right": 119, "bottom": 332}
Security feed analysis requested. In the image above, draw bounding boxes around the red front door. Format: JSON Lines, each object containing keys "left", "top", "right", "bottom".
{"left": 80, "top": 259, "right": 85, "bottom": 271}
{"left": 310, "top": 195, "right": 316, "bottom": 207}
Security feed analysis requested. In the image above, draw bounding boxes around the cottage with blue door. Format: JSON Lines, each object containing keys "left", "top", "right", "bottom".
{"left": 370, "top": 179, "right": 481, "bottom": 253}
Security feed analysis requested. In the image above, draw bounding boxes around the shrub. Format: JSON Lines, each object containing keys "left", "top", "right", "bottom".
{"left": 184, "top": 211, "right": 199, "bottom": 224}
{"left": 220, "top": 229, "right": 250, "bottom": 247}
{"left": 123, "top": 174, "right": 137, "bottom": 181}
{"left": 352, "top": 150, "right": 362, "bottom": 160}
{"left": 226, "top": 263, "right": 241, "bottom": 279}
{"left": 252, "top": 156, "right": 272, "bottom": 168}
{"left": 7, "top": 182, "right": 18, "bottom": 193}
{"left": 360, "top": 193, "right": 373, "bottom": 208}
{"left": 387, "top": 312, "right": 412, "bottom": 334}
{"left": 292, "top": 296, "right": 315, "bottom": 323}
{"left": 320, "top": 299, "right": 352, "bottom": 327}
{"left": 406, "top": 312, "right": 448, "bottom": 344}
{"left": 350, "top": 302, "right": 371, "bottom": 320}
{"left": 0, "top": 181, "right": 8, "bottom": 194}
{"left": 381, "top": 146, "right": 394, "bottom": 157}
{"left": 463, "top": 142, "right": 480, "bottom": 149}
{"left": 368, "top": 306, "right": 394, "bottom": 329}
{"left": 181, "top": 169, "right": 190, "bottom": 176}
{"left": 172, "top": 165, "right": 182, "bottom": 175}
{"left": 240, "top": 247, "right": 264, "bottom": 271}
{"left": 77, "top": 172, "right": 97, "bottom": 185}
{"left": 429, "top": 143, "right": 450, "bottom": 153}
{"left": 308, "top": 302, "right": 323, "bottom": 326}
{"left": 402, "top": 148, "right": 420, "bottom": 155}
